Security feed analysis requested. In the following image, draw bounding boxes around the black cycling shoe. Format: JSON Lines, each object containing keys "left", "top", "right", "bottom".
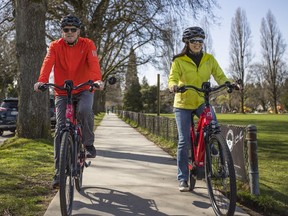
{"left": 86, "top": 145, "right": 97, "bottom": 158}
{"left": 52, "top": 174, "right": 59, "bottom": 189}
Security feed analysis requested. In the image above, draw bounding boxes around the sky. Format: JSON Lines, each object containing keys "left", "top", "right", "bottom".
{"left": 139, "top": 0, "right": 288, "bottom": 86}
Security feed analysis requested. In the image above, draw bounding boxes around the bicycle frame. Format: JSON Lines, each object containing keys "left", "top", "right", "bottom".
{"left": 60, "top": 81, "right": 87, "bottom": 178}
{"left": 64, "top": 100, "right": 82, "bottom": 177}
{"left": 190, "top": 105, "right": 213, "bottom": 167}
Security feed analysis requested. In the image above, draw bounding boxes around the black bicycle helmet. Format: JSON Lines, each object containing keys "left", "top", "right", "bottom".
{"left": 61, "top": 14, "right": 82, "bottom": 28}
{"left": 182, "top": 26, "right": 205, "bottom": 42}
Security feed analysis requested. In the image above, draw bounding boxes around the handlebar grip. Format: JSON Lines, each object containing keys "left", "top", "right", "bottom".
{"left": 236, "top": 79, "right": 243, "bottom": 85}
{"left": 38, "top": 84, "right": 48, "bottom": 92}
{"left": 176, "top": 86, "right": 187, "bottom": 93}
{"left": 227, "top": 87, "right": 233, "bottom": 93}
{"left": 225, "top": 81, "right": 234, "bottom": 93}
{"left": 93, "top": 83, "right": 100, "bottom": 89}
{"left": 88, "top": 83, "right": 100, "bottom": 92}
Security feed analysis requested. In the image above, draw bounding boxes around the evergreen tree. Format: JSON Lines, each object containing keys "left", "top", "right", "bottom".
{"left": 141, "top": 77, "right": 157, "bottom": 113}
{"left": 123, "top": 48, "right": 143, "bottom": 111}
{"left": 123, "top": 82, "right": 143, "bottom": 112}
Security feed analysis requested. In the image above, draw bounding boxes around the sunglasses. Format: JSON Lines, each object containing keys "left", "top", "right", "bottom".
{"left": 189, "top": 39, "right": 204, "bottom": 44}
{"left": 62, "top": 28, "right": 78, "bottom": 33}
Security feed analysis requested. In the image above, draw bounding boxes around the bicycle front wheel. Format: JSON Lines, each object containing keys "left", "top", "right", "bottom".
{"left": 75, "top": 144, "right": 85, "bottom": 192}
{"left": 59, "top": 131, "right": 74, "bottom": 216}
{"left": 205, "top": 133, "right": 236, "bottom": 216}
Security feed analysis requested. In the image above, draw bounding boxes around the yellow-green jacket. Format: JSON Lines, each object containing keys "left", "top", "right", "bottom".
{"left": 168, "top": 53, "right": 230, "bottom": 109}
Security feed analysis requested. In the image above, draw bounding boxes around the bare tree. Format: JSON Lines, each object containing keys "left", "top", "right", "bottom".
{"left": 248, "top": 63, "right": 270, "bottom": 112}
{"left": 3, "top": 0, "right": 219, "bottom": 116}
{"left": 0, "top": 0, "right": 17, "bottom": 99}
{"left": 260, "top": 10, "right": 287, "bottom": 114}
{"left": 0, "top": 34, "right": 17, "bottom": 99}
{"left": 201, "top": 17, "right": 214, "bottom": 55}
{"left": 43, "top": 0, "right": 219, "bottom": 111}
{"left": 229, "top": 7, "right": 252, "bottom": 113}
{"left": 155, "top": 15, "right": 180, "bottom": 83}
{"left": 15, "top": 0, "right": 49, "bottom": 138}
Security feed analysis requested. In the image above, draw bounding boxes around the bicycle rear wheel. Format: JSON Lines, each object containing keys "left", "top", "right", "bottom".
{"left": 59, "top": 131, "right": 74, "bottom": 216}
{"left": 205, "top": 133, "right": 236, "bottom": 216}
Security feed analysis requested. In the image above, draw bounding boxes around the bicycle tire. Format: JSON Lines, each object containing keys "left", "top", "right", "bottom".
{"left": 205, "top": 133, "right": 237, "bottom": 216}
{"left": 189, "top": 165, "right": 197, "bottom": 190}
{"left": 59, "top": 131, "right": 74, "bottom": 216}
{"left": 75, "top": 144, "right": 85, "bottom": 192}
{"left": 188, "top": 148, "right": 197, "bottom": 190}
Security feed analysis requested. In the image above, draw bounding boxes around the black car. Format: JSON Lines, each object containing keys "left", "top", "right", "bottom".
{"left": 0, "top": 97, "right": 56, "bottom": 136}
{"left": 0, "top": 98, "right": 18, "bottom": 136}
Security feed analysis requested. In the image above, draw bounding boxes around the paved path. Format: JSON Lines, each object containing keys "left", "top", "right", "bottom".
{"left": 44, "top": 113, "right": 249, "bottom": 216}
{"left": 0, "top": 131, "right": 14, "bottom": 146}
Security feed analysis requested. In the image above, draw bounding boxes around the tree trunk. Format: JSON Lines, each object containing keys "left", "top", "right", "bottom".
{"left": 15, "top": 0, "right": 49, "bottom": 138}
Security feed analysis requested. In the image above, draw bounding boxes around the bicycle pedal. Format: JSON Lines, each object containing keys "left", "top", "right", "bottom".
{"left": 85, "top": 161, "right": 91, "bottom": 167}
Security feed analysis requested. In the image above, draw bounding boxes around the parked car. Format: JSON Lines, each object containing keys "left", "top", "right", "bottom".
{"left": 0, "top": 97, "right": 56, "bottom": 136}
{"left": 0, "top": 98, "right": 18, "bottom": 136}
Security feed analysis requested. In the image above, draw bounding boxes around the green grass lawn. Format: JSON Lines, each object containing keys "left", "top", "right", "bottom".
{"left": 0, "top": 138, "right": 55, "bottom": 216}
{"left": 217, "top": 114, "right": 288, "bottom": 215}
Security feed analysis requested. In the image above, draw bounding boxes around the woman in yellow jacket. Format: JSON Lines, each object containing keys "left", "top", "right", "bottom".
{"left": 168, "top": 26, "right": 230, "bottom": 192}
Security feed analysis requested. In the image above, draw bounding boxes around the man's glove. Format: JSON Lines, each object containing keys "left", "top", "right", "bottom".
{"left": 34, "top": 82, "right": 44, "bottom": 92}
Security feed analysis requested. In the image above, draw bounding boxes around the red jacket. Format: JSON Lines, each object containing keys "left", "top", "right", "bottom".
{"left": 38, "top": 37, "right": 102, "bottom": 95}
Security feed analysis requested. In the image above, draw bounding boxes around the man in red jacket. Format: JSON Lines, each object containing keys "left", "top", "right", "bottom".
{"left": 34, "top": 14, "right": 103, "bottom": 188}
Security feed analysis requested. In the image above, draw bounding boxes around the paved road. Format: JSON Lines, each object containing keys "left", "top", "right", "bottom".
{"left": 44, "top": 113, "right": 249, "bottom": 216}
{"left": 0, "top": 131, "right": 14, "bottom": 146}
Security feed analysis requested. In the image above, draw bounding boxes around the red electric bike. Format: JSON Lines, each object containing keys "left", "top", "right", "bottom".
{"left": 39, "top": 77, "right": 116, "bottom": 216}
{"left": 176, "top": 80, "right": 241, "bottom": 216}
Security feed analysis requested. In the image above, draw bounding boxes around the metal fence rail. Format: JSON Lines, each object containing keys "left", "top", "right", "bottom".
{"left": 118, "top": 110, "right": 179, "bottom": 144}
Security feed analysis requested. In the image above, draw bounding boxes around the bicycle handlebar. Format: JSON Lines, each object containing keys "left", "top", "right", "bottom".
{"left": 38, "top": 80, "right": 100, "bottom": 93}
{"left": 176, "top": 79, "right": 242, "bottom": 94}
